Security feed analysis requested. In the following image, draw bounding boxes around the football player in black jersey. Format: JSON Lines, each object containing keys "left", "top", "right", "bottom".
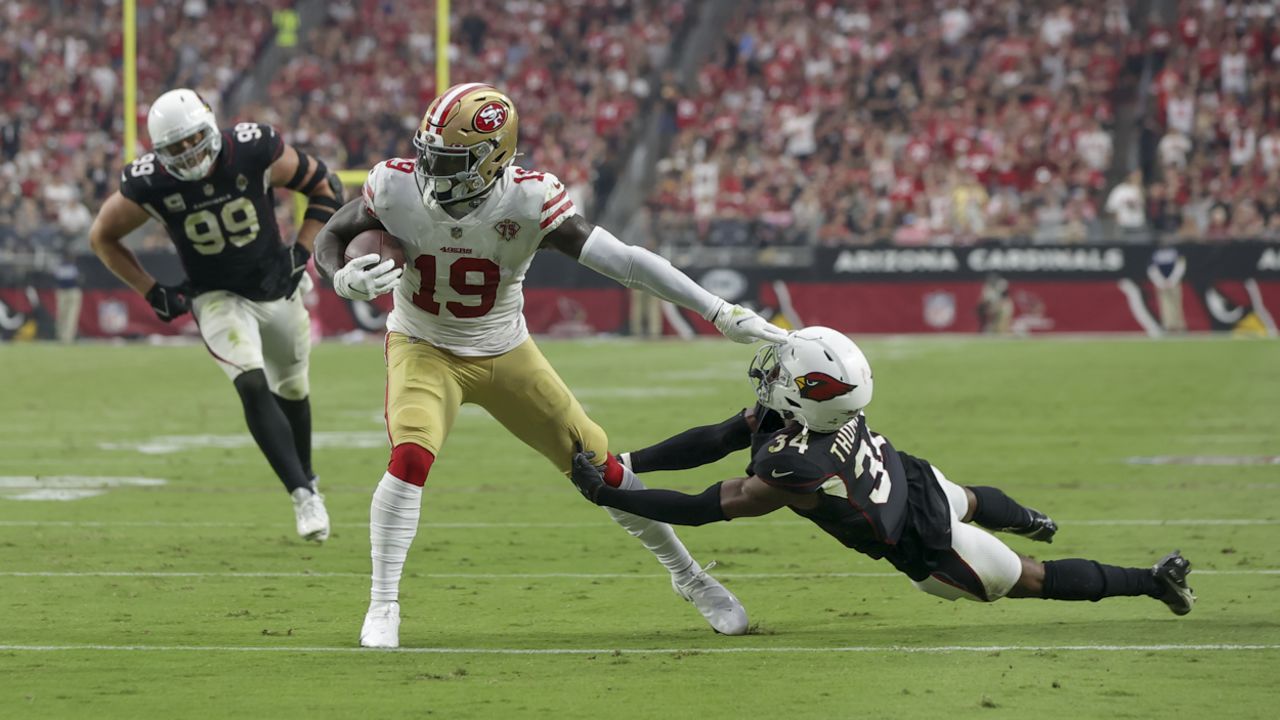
{"left": 88, "top": 89, "right": 343, "bottom": 542}
{"left": 569, "top": 327, "right": 1195, "bottom": 616}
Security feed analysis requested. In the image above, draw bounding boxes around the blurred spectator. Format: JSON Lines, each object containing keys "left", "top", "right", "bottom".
{"left": 1106, "top": 170, "right": 1146, "bottom": 237}
{"left": 53, "top": 252, "right": 82, "bottom": 344}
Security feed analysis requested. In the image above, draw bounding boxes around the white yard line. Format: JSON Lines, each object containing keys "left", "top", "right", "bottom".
{"left": 0, "top": 643, "right": 1274, "bottom": 655}
{"left": 0, "top": 518, "right": 1277, "bottom": 529}
{"left": 0, "top": 569, "right": 1274, "bottom": 579}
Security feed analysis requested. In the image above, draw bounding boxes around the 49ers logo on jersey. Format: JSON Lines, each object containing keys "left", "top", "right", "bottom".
{"left": 795, "top": 372, "right": 857, "bottom": 401}
{"left": 494, "top": 219, "right": 521, "bottom": 241}
{"left": 474, "top": 101, "right": 508, "bottom": 132}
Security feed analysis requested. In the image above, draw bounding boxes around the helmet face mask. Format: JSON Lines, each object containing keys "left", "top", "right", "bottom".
{"left": 749, "top": 343, "right": 790, "bottom": 412}
{"left": 154, "top": 126, "right": 219, "bottom": 181}
{"left": 414, "top": 84, "right": 518, "bottom": 206}
{"left": 413, "top": 129, "right": 495, "bottom": 203}
{"left": 147, "top": 89, "right": 222, "bottom": 181}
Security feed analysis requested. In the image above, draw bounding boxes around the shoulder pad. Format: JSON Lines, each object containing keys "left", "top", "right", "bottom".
{"left": 228, "top": 122, "right": 283, "bottom": 164}
{"left": 363, "top": 158, "right": 416, "bottom": 219}
{"left": 752, "top": 434, "right": 829, "bottom": 492}
{"left": 511, "top": 169, "right": 576, "bottom": 235}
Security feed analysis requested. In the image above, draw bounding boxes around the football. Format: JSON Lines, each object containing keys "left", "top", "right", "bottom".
{"left": 343, "top": 229, "right": 407, "bottom": 270}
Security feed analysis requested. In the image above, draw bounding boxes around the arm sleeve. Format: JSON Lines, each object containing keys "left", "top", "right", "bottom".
{"left": 594, "top": 482, "right": 727, "bottom": 527}
{"left": 577, "top": 225, "right": 723, "bottom": 320}
{"left": 627, "top": 411, "right": 753, "bottom": 473}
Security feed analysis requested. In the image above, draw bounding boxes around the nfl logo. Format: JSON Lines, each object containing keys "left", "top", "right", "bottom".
{"left": 923, "top": 291, "right": 956, "bottom": 329}
{"left": 203, "top": 184, "right": 215, "bottom": 196}
{"left": 236, "top": 174, "right": 248, "bottom": 192}
{"left": 450, "top": 226, "right": 464, "bottom": 239}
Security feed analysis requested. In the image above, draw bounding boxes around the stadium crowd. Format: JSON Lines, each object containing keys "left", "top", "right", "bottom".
{"left": 0, "top": 0, "right": 284, "bottom": 254}
{"left": 5, "top": 0, "right": 1280, "bottom": 259}
{"left": 648, "top": 0, "right": 1280, "bottom": 246}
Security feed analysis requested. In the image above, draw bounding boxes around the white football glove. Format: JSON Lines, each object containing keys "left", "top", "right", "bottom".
{"left": 332, "top": 253, "right": 403, "bottom": 301}
{"left": 707, "top": 301, "right": 789, "bottom": 344}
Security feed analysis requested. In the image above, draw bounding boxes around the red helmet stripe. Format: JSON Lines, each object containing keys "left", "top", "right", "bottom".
{"left": 428, "top": 82, "right": 492, "bottom": 128}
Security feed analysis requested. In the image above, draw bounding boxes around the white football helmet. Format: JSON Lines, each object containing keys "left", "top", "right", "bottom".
{"left": 749, "top": 326, "right": 873, "bottom": 432}
{"left": 147, "top": 89, "right": 222, "bottom": 181}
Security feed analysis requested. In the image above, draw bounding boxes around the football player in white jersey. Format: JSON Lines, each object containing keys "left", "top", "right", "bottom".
{"left": 314, "top": 83, "right": 787, "bottom": 648}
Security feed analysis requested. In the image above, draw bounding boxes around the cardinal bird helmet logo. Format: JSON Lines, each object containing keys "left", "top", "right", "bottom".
{"left": 794, "top": 372, "right": 857, "bottom": 402}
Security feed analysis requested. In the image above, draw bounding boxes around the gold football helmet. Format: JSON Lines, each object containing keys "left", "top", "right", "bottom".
{"left": 413, "top": 83, "right": 519, "bottom": 204}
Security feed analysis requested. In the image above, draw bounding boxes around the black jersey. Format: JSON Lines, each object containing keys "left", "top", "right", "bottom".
{"left": 750, "top": 412, "right": 953, "bottom": 580}
{"left": 119, "top": 123, "right": 295, "bottom": 301}
{"left": 745, "top": 403, "right": 787, "bottom": 476}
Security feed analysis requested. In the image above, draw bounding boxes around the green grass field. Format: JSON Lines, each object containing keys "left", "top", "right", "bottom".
{"left": 1, "top": 336, "right": 1278, "bottom": 719}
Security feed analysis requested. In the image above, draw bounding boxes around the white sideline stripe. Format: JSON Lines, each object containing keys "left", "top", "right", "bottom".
{"left": 0, "top": 518, "right": 1277, "bottom": 529}
{"left": 1, "top": 569, "right": 1275, "bottom": 579}
{"left": 0, "top": 643, "right": 1275, "bottom": 656}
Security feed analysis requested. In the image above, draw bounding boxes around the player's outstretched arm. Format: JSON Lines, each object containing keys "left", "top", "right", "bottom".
{"left": 543, "top": 216, "right": 787, "bottom": 344}
{"left": 269, "top": 143, "right": 342, "bottom": 253}
{"left": 570, "top": 449, "right": 797, "bottom": 525}
{"left": 623, "top": 409, "right": 753, "bottom": 473}
{"left": 312, "top": 198, "right": 386, "bottom": 279}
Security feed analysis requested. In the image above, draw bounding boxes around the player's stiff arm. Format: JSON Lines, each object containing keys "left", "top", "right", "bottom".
{"left": 88, "top": 88, "right": 343, "bottom": 542}
{"left": 313, "top": 83, "right": 787, "bottom": 648}
{"left": 569, "top": 328, "right": 1196, "bottom": 618}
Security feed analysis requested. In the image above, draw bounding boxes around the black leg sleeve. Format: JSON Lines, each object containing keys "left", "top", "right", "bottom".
{"left": 1042, "top": 559, "right": 1162, "bottom": 601}
{"left": 968, "top": 485, "right": 1033, "bottom": 530}
{"left": 273, "top": 394, "right": 313, "bottom": 480}
{"left": 626, "top": 411, "right": 752, "bottom": 473}
{"left": 234, "top": 370, "right": 311, "bottom": 493}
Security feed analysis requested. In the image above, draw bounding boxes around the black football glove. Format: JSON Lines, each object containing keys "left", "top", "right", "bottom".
{"left": 570, "top": 446, "right": 607, "bottom": 504}
{"left": 286, "top": 243, "right": 312, "bottom": 296}
{"left": 145, "top": 282, "right": 191, "bottom": 322}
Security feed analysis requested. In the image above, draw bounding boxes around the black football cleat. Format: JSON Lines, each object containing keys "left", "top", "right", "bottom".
{"left": 1152, "top": 550, "right": 1195, "bottom": 616}
{"left": 1007, "top": 509, "right": 1058, "bottom": 543}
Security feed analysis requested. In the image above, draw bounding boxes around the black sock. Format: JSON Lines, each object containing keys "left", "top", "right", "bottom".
{"left": 1042, "top": 559, "right": 1162, "bottom": 601}
{"left": 273, "top": 394, "right": 313, "bottom": 480}
{"left": 234, "top": 370, "right": 311, "bottom": 494}
{"left": 968, "top": 485, "right": 1033, "bottom": 530}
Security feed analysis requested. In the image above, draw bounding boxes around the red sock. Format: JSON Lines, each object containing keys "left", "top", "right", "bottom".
{"left": 602, "top": 452, "right": 625, "bottom": 488}
{"left": 388, "top": 443, "right": 435, "bottom": 487}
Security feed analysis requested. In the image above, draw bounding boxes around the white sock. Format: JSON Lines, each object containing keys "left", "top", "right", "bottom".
{"left": 603, "top": 466, "right": 698, "bottom": 580}
{"left": 369, "top": 471, "right": 423, "bottom": 603}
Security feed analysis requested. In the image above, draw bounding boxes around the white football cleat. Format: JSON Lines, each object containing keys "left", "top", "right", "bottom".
{"left": 360, "top": 601, "right": 401, "bottom": 648}
{"left": 291, "top": 487, "right": 330, "bottom": 542}
{"left": 672, "top": 562, "right": 749, "bottom": 635}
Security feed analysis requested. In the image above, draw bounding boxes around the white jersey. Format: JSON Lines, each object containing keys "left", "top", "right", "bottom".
{"left": 361, "top": 161, "right": 577, "bottom": 356}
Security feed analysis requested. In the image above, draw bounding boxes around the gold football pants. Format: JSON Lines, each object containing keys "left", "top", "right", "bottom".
{"left": 383, "top": 332, "right": 607, "bottom": 474}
